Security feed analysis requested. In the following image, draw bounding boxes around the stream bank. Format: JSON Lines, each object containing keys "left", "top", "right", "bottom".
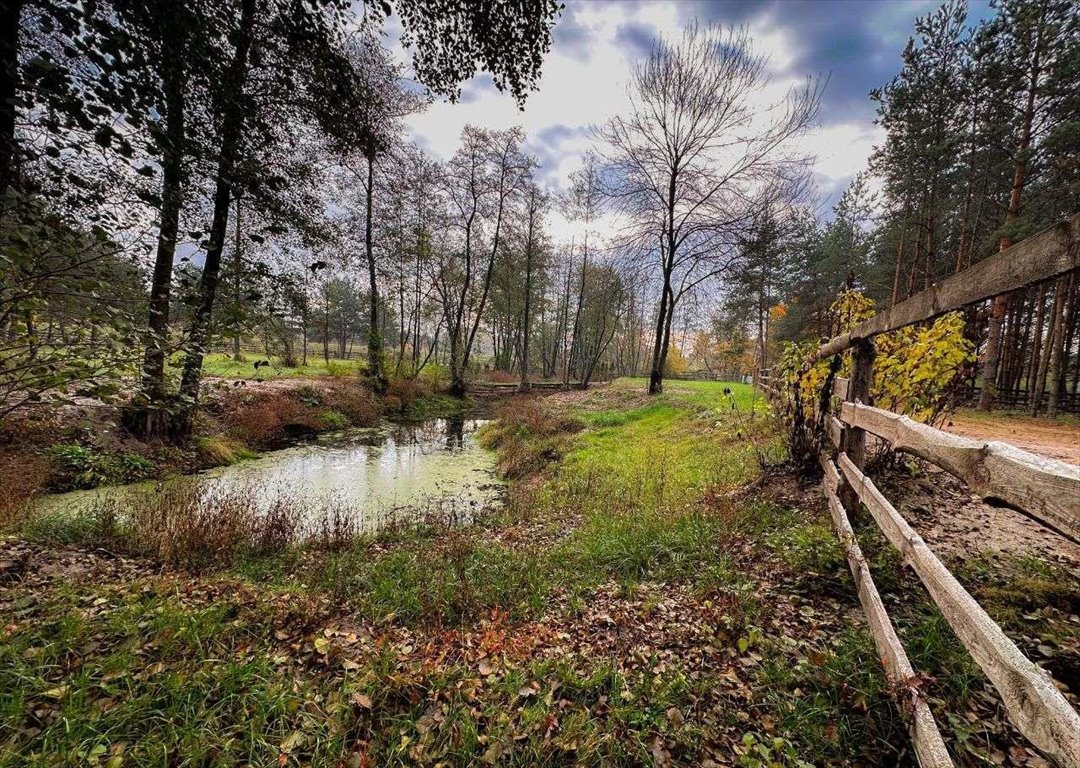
{"left": 0, "top": 376, "right": 482, "bottom": 521}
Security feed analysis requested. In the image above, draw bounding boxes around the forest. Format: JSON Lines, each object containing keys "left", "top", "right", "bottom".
{"left": 2, "top": 0, "right": 1079, "bottom": 425}
{"left": 1, "top": 0, "right": 1079, "bottom": 766}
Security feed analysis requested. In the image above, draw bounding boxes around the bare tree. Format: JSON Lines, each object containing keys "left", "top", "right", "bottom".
{"left": 433, "top": 125, "right": 530, "bottom": 395}
{"left": 328, "top": 32, "right": 427, "bottom": 394}
{"left": 597, "top": 23, "right": 820, "bottom": 394}
{"left": 518, "top": 179, "right": 548, "bottom": 389}
{"left": 564, "top": 151, "right": 603, "bottom": 383}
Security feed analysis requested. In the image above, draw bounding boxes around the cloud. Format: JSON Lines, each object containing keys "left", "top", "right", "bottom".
{"left": 391, "top": 0, "right": 982, "bottom": 230}
{"left": 612, "top": 20, "right": 656, "bottom": 61}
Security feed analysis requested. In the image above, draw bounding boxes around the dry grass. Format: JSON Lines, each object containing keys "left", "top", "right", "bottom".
{"left": 218, "top": 384, "right": 378, "bottom": 449}
{"left": 0, "top": 449, "right": 50, "bottom": 528}
{"left": 320, "top": 381, "right": 380, "bottom": 425}
{"left": 383, "top": 377, "right": 429, "bottom": 413}
{"left": 480, "top": 369, "right": 518, "bottom": 384}
{"left": 479, "top": 397, "right": 583, "bottom": 479}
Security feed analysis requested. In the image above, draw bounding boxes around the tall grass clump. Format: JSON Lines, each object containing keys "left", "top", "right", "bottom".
{"left": 23, "top": 485, "right": 365, "bottom": 571}
{"left": 479, "top": 397, "right": 583, "bottom": 479}
{"left": 315, "top": 534, "right": 548, "bottom": 624}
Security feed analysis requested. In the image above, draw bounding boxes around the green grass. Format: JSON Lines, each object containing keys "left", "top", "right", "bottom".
{"left": 0, "top": 590, "right": 347, "bottom": 767}
{"left": 19, "top": 375, "right": 1066, "bottom": 765}
{"left": 757, "top": 627, "right": 905, "bottom": 763}
{"left": 475, "top": 379, "right": 777, "bottom": 600}
{"left": 565, "top": 379, "right": 773, "bottom": 497}
{"left": 197, "top": 353, "right": 354, "bottom": 380}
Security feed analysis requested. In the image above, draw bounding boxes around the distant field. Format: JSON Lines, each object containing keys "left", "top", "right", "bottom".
{"left": 198, "top": 353, "right": 358, "bottom": 380}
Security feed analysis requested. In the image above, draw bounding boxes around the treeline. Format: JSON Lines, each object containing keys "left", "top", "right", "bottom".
{"left": 5, "top": 0, "right": 1075, "bottom": 432}
{"left": 4, "top": 5, "right": 821, "bottom": 431}
{"left": 0, "top": 0, "right": 561, "bottom": 433}
{"left": 700, "top": 0, "right": 1079, "bottom": 414}
{"left": 213, "top": 135, "right": 645, "bottom": 393}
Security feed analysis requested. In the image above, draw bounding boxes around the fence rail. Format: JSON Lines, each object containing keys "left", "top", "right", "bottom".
{"left": 762, "top": 215, "right": 1080, "bottom": 766}
{"left": 841, "top": 402, "right": 1080, "bottom": 542}
{"left": 814, "top": 213, "right": 1080, "bottom": 362}
{"left": 818, "top": 453, "right": 953, "bottom": 767}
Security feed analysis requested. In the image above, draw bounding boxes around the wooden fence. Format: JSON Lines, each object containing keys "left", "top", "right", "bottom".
{"left": 959, "top": 386, "right": 1080, "bottom": 414}
{"left": 468, "top": 380, "right": 611, "bottom": 394}
{"left": 763, "top": 214, "right": 1080, "bottom": 767}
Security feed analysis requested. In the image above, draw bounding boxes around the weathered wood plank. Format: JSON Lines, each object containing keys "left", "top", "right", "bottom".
{"left": 815, "top": 214, "right": 1080, "bottom": 359}
{"left": 819, "top": 454, "right": 953, "bottom": 767}
{"left": 836, "top": 452, "right": 1080, "bottom": 766}
{"left": 828, "top": 414, "right": 843, "bottom": 450}
{"left": 840, "top": 402, "right": 1080, "bottom": 542}
{"left": 833, "top": 376, "right": 850, "bottom": 400}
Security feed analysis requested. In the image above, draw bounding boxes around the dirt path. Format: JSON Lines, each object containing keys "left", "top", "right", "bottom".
{"left": 943, "top": 410, "right": 1079, "bottom": 464}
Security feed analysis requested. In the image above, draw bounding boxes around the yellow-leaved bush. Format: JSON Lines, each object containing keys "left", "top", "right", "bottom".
{"left": 778, "top": 290, "right": 973, "bottom": 426}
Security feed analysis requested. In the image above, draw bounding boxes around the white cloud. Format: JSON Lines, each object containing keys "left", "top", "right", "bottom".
{"left": 393, "top": 0, "right": 882, "bottom": 230}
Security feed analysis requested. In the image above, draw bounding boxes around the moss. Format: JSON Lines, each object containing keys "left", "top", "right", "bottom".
{"left": 194, "top": 435, "right": 258, "bottom": 466}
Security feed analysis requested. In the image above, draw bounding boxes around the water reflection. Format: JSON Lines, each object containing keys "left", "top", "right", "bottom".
{"left": 36, "top": 418, "right": 502, "bottom": 525}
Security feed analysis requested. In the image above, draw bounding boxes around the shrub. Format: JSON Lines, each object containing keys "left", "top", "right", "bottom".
{"left": 387, "top": 377, "right": 427, "bottom": 411}
{"left": 417, "top": 363, "right": 449, "bottom": 392}
{"left": 44, "top": 444, "right": 156, "bottom": 491}
{"left": 317, "top": 409, "right": 350, "bottom": 430}
{"left": 224, "top": 394, "right": 321, "bottom": 448}
{"left": 26, "top": 485, "right": 312, "bottom": 572}
{"left": 293, "top": 385, "right": 324, "bottom": 408}
{"left": 193, "top": 435, "right": 257, "bottom": 467}
{"left": 321, "top": 382, "right": 379, "bottom": 426}
{"left": 778, "top": 289, "right": 973, "bottom": 426}
{"left": 325, "top": 360, "right": 357, "bottom": 377}
{"left": 217, "top": 384, "right": 377, "bottom": 449}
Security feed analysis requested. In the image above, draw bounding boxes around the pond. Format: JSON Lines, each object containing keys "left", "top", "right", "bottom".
{"left": 34, "top": 418, "right": 503, "bottom": 530}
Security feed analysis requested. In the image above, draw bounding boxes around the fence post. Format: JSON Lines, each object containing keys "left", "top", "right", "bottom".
{"left": 840, "top": 338, "right": 875, "bottom": 511}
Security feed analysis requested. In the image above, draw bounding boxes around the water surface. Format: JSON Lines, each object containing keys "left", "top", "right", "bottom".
{"left": 36, "top": 418, "right": 502, "bottom": 527}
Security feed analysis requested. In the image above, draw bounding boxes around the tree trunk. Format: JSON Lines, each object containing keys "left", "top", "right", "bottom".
{"left": 978, "top": 10, "right": 1044, "bottom": 411}
{"left": 134, "top": 29, "right": 187, "bottom": 438}
{"left": 890, "top": 225, "right": 906, "bottom": 308}
{"left": 175, "top": 0, "right": 255, "bottom": 435}
{"left": 1058, "top": 275, "right": 1078, "bottom": 401}
{"left": 648, "top": 275, "right": 671, "bottom": 395}
{"left": 520, "top": 221, "right": 534, "bottom": 390}
{"left": 0, "top": 0, "right": 22, "bottom": 197}
{"left": 322, "top": 283, "right": 330, "bottom": 364}
{"left": 1031, "top": 285, "right": 1061, "bottom": 415}
{"left": 1045, "top": 275, "right": 1071, "bottom": 417}
{"left": 1026, "top": 285, "right": 1046, "bottom": 399}
{"left": 568, "top": 240, "right": 587, "bottom": 382}
{"left": 364, "top": 153, "right": 387, "bottom": 394}
{"left": 232, "top": 194, "right": 243, "bottom": 360}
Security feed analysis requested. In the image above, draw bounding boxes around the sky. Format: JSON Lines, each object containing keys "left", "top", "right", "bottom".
{"left": 388, "top": 0, "right": 992, "bottom": 220}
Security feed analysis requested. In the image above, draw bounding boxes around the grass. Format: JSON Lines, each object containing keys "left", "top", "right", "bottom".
{"left": 9, "top": 376, "right": 1073, "bottom": 765}
{"left": 199, "top": 352, "right": 351, "bottom": 380}
{"left": 0, "top": 588, "right": 347, "bottom": 767}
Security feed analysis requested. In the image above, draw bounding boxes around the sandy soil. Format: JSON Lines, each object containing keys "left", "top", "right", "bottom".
{"left": 878, "top": 467, "right": 1080, "bottom": 566}
{"left": 943, "top": 411, "right": 1079, "bottom": 464}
